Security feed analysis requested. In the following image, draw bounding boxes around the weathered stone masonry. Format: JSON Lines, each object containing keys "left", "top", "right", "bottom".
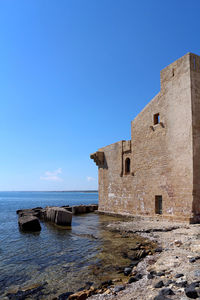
{"left": 91, "top": 53, "right": 200, "bottom": 223}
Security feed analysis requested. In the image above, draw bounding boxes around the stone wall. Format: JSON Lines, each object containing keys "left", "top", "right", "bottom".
{"left": 92, "top": 53, "right": 200, "bottom": 222}
{"left": 191, "top": 53, "right": 200, "bottom": 221}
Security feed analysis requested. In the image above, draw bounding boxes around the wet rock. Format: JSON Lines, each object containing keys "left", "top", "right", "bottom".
{"left": 84, "top": 281, "right": 93, "bottom": 289}
{"left": 124, "top": 267, "right": 132, "bottom": 276}
{"left": 185, "top": 284, "right": 199, "bottom": 298}
{"left": 68, "top": 287, "right": 95, "bottom": 300}
{"left": 18, "top": 215, "right": 41, "bottom": 232}
{"left": 130, "top": 244, "right": 141, "bottom": 251}
{"left": 101, "top": 280, "right": 112, "bottom": 287}
{"left": 129, "top": 260, "right": 139, "bottom": 267}
{"left": 58, "top": 291, "right": 73, "bottom": 300}
{"left": 68, "top": 291, "right": 88, "bottom": 300}
{"left": 103, "top": 289, "right": 111, "bottom": 295}
{"left": 7, "top": 282, "right": 47, "bottom": 299}
{"left": 128, "top": 273, "right": 143, "bottom": 283}
{"left": 175, "top": 273, "right": 184, "bottom": 278}
{"left": 154, "top": 281, "right": 164, "bottom": 288}
{"left": 136, "top": 249, "right": 147, "bottom": 259}
{"left": 17, "top": 207, "right": 44, "bottom": 218}
{"left": 71, "top": 205, "right": 98, "bottom": 215}
{"left": 45, "top": 207, "right": 72, "bottom": 226}
{"left": 113, "top": 285, "right": 125, "bottom": 293}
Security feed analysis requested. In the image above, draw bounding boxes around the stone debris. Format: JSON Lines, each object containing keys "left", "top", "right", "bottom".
{"left": 18, "top": 215, "right": 41, "bottom": 232}
{"left": 45, "top": 206, "right": 72, "bottom": 226}
{"left": 87, "top": 218, "right": 200, "bottom": 300}
{"left": 16, "top": 204, "right": 98, "bottom": 232}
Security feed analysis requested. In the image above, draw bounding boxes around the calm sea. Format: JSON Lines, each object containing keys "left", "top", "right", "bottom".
{"left": 0, "top": 191, "right": 99, "bottom": 297}
{"left": 0, "top": 191, "right": 141, "bottom": 299}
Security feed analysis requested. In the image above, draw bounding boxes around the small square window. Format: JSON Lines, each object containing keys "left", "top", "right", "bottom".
{"left": 153, "top": 113, "right": 160, "bottom": 125}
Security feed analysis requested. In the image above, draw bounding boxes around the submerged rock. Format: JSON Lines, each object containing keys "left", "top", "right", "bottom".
{"left": 113, "top": 285, "right": 125, "bottom": 293}
{"left": 124, "top": 267, "right": 132, "bottom": 276}
{"left": 6, "top": 282, "right": 47, "bottom": 299}
{"left": 58, "top": 291, "right": 73, "bottom": 300}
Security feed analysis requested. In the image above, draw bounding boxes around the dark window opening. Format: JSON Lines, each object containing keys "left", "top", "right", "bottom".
{"left": 154, "top": 113, "right": 160, "bottom": 125}
{"left": 125, "top": 158, "right": 130, "bottom": 175}
{"left": 155, "top": 195, "right": 162, "bottom": 214}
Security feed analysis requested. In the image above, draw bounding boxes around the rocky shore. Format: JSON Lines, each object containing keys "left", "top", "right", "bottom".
{"left": 87, "top": 218, "right": 200, "bottom": 300}
{"left": 7, "top": 215, "right": 200, "bottom": 299}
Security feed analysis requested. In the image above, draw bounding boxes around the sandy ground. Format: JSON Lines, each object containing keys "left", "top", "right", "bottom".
{"left": 88, "top": 218, "right": 200, "bottom": 300}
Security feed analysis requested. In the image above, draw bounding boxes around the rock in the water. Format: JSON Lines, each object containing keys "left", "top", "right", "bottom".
{"left": 18, "top": 216, "right": 41, "bottom": 232}
{"left": 101, "top": 280, "right": 112, "bottom": 287}
{"left": 128, "top": 273, "right": 143, "bottom": 283}
{"left": 113, "top": 285, "right": 125, "bottom": 293}
{"left": 68, "top": 287, "right": 95, "bottom": 300}
{"left": 7, "top": 282, "right": 46, "bottom": 299}
{"left": 58, "top": 291, "right": 73, "bottom": 300}
{"left": 124, "top": 267, "right": 132, "bottom": 276}
{"left": 45, "top": 207, "right": 72, "bottom": 226}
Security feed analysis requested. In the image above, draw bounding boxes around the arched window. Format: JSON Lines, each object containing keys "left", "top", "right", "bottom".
{"left": 125, "top": 158, "right": 130, "bottom": 175}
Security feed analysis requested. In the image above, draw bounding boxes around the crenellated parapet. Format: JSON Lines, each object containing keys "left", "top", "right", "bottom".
{"left": 90, "top": 151, "right": 104, "bottom": 167}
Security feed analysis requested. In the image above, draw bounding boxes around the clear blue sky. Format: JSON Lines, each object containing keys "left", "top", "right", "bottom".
{"left": 0, "top": 0, "right": 199, "bottom": 191}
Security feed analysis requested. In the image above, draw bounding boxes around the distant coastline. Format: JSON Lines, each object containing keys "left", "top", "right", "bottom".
{"left": 0, "top": 190, "right": 98, "bottom": 193}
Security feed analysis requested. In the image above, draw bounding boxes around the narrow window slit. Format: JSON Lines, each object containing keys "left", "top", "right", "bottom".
{"left": 153, "top": 113, "right": 160, "bottom": 125}
{"left": 125, "top": 158, "right": 130, "bottom": 175}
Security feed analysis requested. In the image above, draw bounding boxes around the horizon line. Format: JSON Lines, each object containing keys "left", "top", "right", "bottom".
{"left": 0, "top": 190, "right": 98, "bottom": 192}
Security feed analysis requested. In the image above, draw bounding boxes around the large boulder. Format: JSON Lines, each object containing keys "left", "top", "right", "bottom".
{"left": 71, "top": 204, "right": 98, "bottom": 215}
{"left": 16, "top": 207, "right": 43, "bottom": 218}
{"left": 45, "top": 207, "right": 72, "bottom": 226}
{"left": 18, "top": 216, "right": 41, "bottom": 232}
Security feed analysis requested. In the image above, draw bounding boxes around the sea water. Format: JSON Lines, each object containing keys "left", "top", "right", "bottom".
{"left": 0, "top": 192, "right": 146, "bottom": 298}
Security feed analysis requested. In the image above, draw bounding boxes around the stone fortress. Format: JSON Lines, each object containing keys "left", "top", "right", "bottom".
{"left": 91, "top": 53, "right": 200, "bottom": 223}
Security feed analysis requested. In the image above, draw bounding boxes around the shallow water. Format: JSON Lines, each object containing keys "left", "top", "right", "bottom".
{"left": 0, "top": 192, "right": 150, "bottom": 298}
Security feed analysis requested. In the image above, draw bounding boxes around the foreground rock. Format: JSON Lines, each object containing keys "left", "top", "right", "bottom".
{"left": 87, "top": 219, "right": 200, "bottom": 300}
{"left": 18, "top": 215, "right": 41, "bottom": 232}
{"left": 44, "top": 207, "right": 72, "bottom": 226}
